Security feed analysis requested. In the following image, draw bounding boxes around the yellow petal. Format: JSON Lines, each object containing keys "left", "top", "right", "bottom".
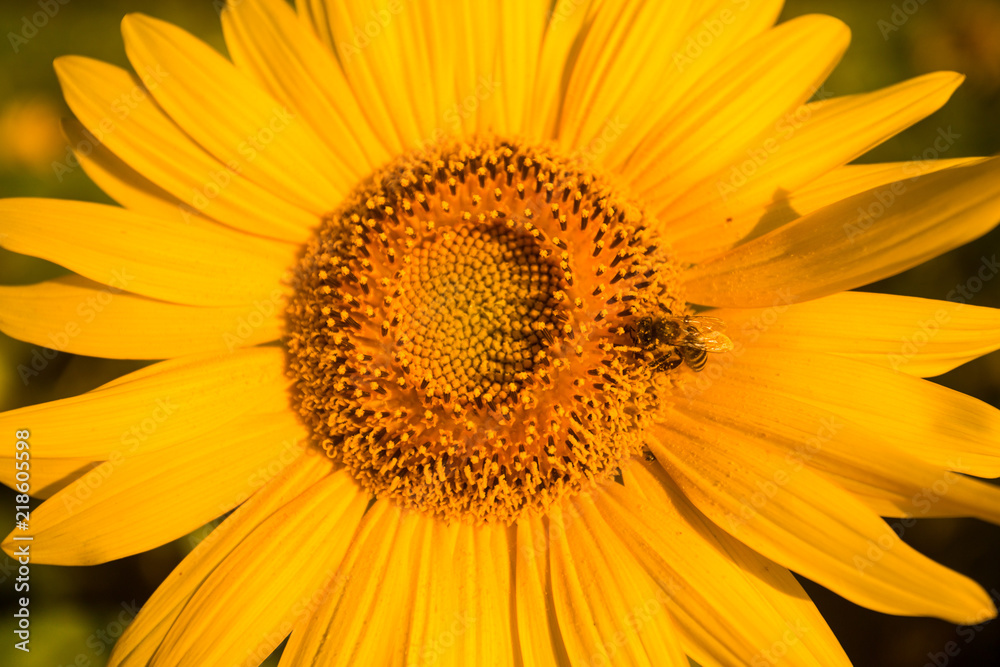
{"left": 784, "top": 158, "right": 988, "bottom": 224}
{"left": 624, "top": 14, "right": 850, "bottom": 202}
{"left": 447, "top": 2, "right": 504, "bottom": 136}
{"left": 553, "top": 498, "right": 689, "bottom": 666}
{"left": 557, "top": 1, "right": 699, "bottom": 151}
{"left": 548, "top": 504, "right": 613, "bottom": 665}
{"left": 600, "top": 0, "right": 786, "bottom": 171}
{"left": 651, "top": 415, "right": 996, "bottom": 625}
{"left": 685, "top": 345, "right": 1000, "bottom": 477}
{"left": 277, "top": 501, "right": 407, "bottom": 666}
{"left": 54, "top": 56, "right": 317, "bottom": 241}
{"left": 459, "top": 521, "right": 515, "bottom": 665}
{"left": 0, "top": 198, "right": 295, "bottom": 307}
{"left": 297, "top": 1, "right": 408, "bottom": 153}
{"left": 631, "top": 462, "right": 856, "bottom": 666}
{"left": 297, "top": 0, "right": 336, "bottom": 49}
{"left": 527, "top": 0, "right": 595, "bottom": 141}
{"left": 496, "top": 0, "right": 549, "bottom": 137}
{"left": 299, "top": 1, "right": 521, "bottom": 141}
{"left": 149, "top": 468, "right": 368, "bottom": 666}
{"left": 3, "top": 409, "right": 307, "bottom": 565}
{"left": 108, "top": 454, "right": 335, "bottom": 667}
{"left": 685, "top": 157, "right": 1000, "bottom": 307}
{"left": 515, "top": 515, "right": 568, "bottom": 665}
{"left": 61, "top": 118, "right": 202, "bottom": 224}
{"left": 0, "top": 275, "right": 283, "bottom": 360}
{"left": 666, "top": 72, "right": 965, "bottom": 260}
{"left": 597, "top": 463, "right": 852, "bottom": 667}
{"left": 284, "top": 510, "right": 513, "bottom": 667}
{"left": 676, "top": 158, "right": 987, "bottom": 264}
{"left": 712, "top": 291, "right": 1000, "bottom": 377}
{"left": 401, "top": 518, "right": 468, "bottom": 667}
{"left": 221, "top": 0, "right": 392, "bottom": 174}
{"left": 401, "top": 514, "right": 450, "bottom": 665}
{"left": 11, "top": 458, "right": 100, "bottom": 500}
{"left": 678, "top": 375, "right": 1000, "bottom": 521}
{"left": 0, "top": 348, "right": 289, "bottom": 466}
{"left": 121, "top": 13, "right": 350, "bottom": 213}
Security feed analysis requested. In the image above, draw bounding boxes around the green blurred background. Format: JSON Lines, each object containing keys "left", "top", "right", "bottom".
{"left": 0, "top": 0, "right": 999, "bottom": 665}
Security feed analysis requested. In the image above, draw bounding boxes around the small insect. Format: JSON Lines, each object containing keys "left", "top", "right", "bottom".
{"left": 627, "top": 315, "right": 734, "bottom": 372}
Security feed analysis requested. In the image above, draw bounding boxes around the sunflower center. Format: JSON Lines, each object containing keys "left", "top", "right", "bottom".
{"left": 286, "top": 137, "right": 687, "bottom": 523}
{"left": 395, "top": 221, "right": 564, "bottom": 407}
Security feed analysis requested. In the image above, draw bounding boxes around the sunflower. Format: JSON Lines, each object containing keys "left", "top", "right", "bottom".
{"left": 4, "top": 0, "right": 1000, "bottom": 665}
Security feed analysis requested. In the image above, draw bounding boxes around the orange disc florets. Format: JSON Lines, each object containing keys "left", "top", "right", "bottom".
{"left": 286, "top": 137, "right": 685, "bottom": 523}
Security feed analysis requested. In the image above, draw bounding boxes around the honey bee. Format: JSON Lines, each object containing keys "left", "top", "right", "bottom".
{"left": 627, "top": 315, "right": 733, "bottom": 372}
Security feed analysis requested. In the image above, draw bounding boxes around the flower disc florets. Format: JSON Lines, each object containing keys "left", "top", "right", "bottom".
{"left": 287, "top": 137, "right": 685, "bottom": 523}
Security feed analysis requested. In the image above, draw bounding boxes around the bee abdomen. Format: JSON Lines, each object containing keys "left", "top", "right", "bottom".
{"left": 681, "top": 348, "right": 708, "bottom": 372}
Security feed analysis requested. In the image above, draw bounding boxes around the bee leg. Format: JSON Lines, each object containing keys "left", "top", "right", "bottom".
{"left": 652, "top": 354, "right": 682, "bottom": 372}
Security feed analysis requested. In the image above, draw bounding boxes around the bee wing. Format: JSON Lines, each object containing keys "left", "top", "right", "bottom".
{"left": 685, "top": 316, "right": 728, "bottom": 332}
{"left": 686, "top": 330, "right": 735, "bottom": 352}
